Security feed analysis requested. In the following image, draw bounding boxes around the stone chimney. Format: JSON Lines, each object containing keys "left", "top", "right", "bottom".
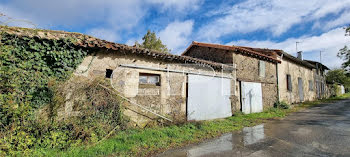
{"left": 297, "top": 51, "right": 303, "bottom": 60}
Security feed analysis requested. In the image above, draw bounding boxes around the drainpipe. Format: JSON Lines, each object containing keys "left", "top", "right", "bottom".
{"left": 276, "top": 63, "right": 280, "bottom": 102}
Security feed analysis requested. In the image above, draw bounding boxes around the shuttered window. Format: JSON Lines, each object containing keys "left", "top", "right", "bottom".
{"left": 259, "top": 60, "right": 265, "bottom": 77}
{"left": 309, "top": 80, "right": 313, "bottom": 91}
{"left": 286, "top": 74, "right": 292, "bottom": 91}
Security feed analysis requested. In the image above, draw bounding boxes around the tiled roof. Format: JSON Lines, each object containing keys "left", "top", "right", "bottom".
{"left": 237, "top": 46, "right": 316, "bottom": 69}
{"left": 0, "top": 26, "right": 233, "bottom": 71}
{"left": 304, "top": 60, "right": 329, "bottom": 70}
{"left": 182, "top": 41, "right": 281, "bottom": 63}
{"left": 276, "top": 51, "right": 315, "bottom": 69}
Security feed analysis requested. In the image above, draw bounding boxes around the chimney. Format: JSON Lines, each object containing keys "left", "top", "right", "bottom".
{"left": 297, "top": 51, "right": 303, "bottom": 60}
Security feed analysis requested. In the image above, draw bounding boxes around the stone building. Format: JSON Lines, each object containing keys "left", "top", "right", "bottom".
{"left": 182, "top": 42, "right": 281, "bottom": 114}
{"left": 304, "top": 60, "right": 330, "bottom": 99}
{"left": 75, "top": 48, "right": 236, "bottom": 126}
{"left": 1, "top": 26, "right": 237, "bottom": 127}
{"left": 274, "top": 51, "right": 318, "bottom": 104}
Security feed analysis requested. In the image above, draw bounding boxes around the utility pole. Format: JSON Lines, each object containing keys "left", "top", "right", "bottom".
{"left": 296, "top": 41, "right": 301, "bottom": 53}
{"left": 320, "top": 50, "right": 323, "bottom": 63}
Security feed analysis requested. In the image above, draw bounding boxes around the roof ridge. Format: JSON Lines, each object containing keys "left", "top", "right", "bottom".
{"left": 184, "top": 41, "right": 281, "bottom": 63}
{"left": 0, "top": 26, "right": 233, "bottom": 70}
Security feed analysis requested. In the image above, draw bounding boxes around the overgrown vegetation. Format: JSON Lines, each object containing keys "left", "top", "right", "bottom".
{"left": 274, "top": 101, "right": 290, "bottom": 109}
{"left": 338, "top": 25, "right": 350, "bottom": 72}
{"left": 31, "top": 93, "right": 350, "bottom": 157}
{"left": 0, "top": 31, "right": 125, "bottom": 156}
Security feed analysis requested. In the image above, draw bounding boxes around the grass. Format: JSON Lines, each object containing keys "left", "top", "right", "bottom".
{"left": 32, "top": 93, "right": 350, "bottom": 157}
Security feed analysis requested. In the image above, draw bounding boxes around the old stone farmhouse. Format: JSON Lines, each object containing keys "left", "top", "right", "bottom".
{"left": 1, "top": 26, "right": 237, "bottom": 127}
{"left": 182, "top": 42, "right": 280, "bottom": 114}
{"left": 182, "top": 41, "right": 330, "bottom": 112}
{"left": 304, "top": 60, "right": 330, "bottom": 99}
{"left": 1, "top": 26, "right": 332, "bottom": 127}
{"left": 74, "top": 46, "right": 236, "bottom": 127}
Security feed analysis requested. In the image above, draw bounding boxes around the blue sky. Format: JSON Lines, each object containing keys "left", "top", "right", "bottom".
{"left": 1, "top": 0, "right": 350, "bottom": 68}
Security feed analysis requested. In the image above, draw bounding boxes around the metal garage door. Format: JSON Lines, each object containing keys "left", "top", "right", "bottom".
{"left": 241, "top": 82, "right": 263, "bottom": 114}
{"left": 187, "top": 75, "right": 232, "bottom": 121}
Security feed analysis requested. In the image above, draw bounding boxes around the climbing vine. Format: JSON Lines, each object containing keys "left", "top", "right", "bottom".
{"left": 0, "top": 32, "right": 89, "bottom": 108}
{"left": 0, "top": 31, "right": 104, "bottom": 155}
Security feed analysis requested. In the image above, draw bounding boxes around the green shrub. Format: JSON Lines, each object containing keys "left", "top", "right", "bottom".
{"left": 274, "top": 101, "right": 290, "bottom": 109}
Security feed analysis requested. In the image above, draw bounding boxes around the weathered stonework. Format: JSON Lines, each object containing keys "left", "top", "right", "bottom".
{"left": 232, "top": 53, "right": 278, "bottom": 110}
{"left": 73, "top": 50, "right": 234, "bottom": 127}
{"left": 183, "top": 45, "right": 279, "bottom": 112}
{"left": 277, "top": 57, "right": 316, "bottom": 104}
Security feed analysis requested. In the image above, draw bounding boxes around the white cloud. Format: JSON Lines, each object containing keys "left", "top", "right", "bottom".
{"left": 0, "top": 0, "right": 147, "bottom": 29}
{"left": 227, "top": 27, "right": 350, "bottom": 69}
{"left": 147, "top": 0, "right": 202, "bottom": 12}
{"left": 323, "top": 11, "right": 350, "bottom": 30}
{"left": 125, "top": 37, "right": 142, "bottom": 46}
{"left": 310, "top": 1, "right": 350, "bottom": 19}
{"left": 86, "top": 28, "right": 120, "bottom": 42}
{"left": 198, "top": 0, "right": 350, "bottom": 41}
{"left": 158, "top": 20, "right": 194, "bottom": 54}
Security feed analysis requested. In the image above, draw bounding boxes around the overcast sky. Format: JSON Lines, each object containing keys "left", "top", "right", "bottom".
{"left": 1, "top": 0, "right": 350, "bottom": 68}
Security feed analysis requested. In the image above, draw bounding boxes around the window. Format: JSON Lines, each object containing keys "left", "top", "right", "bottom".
{"left": 259, "top": 60, "right": 265, "bottom": 77}
{"left": 139, "top": 73, "right": 160, "bottom": 86}
{"left": 286, "top": 74, "right": 292, "bottom": 91}
{"left": 309, "top": 80, "right": 313, "bottom": 91}
{"left": 106, "top": 69, "right": 113, "bottom": 78}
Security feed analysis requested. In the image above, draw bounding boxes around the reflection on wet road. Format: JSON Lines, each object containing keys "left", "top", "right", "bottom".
{"left": 157, "top": 99, "right": 350, "bottom": 157}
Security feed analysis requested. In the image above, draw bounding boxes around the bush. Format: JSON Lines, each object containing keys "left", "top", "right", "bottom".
{"left": 274, "top": 101, "right": 290, "bottom": 109}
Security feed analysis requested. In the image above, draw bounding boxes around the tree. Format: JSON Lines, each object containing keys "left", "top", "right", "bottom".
{"left": 135, "top": 30, "right": 170, "bottom": 54}
{"left": 338, "top": 25, "right": 350, "bottom": 71}
{"left": 326, "top": 69, "right": 350, "bottom": 87}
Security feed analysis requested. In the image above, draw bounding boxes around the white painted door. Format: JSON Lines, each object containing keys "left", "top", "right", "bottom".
{"left": 187, "top": 75, "right": 232, "bottom": 121}
{"left": 241, "top": 82, "right": 263, "bottom": 114}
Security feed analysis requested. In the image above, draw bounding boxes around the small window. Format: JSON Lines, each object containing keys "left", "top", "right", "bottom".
{"left": 106, "top": 69, "right": 113, "bottom": 78}
{"left": 286, "top": 74, "right": 292, "bottom": 91}
{"left": 309, "top": 80, "right": 313, "bottom": 91}
{"left": 259, "top": 60, "right": 265, "bottom": 77}
{"left": 139, "top": 73, "right": 160, "bottom": 86}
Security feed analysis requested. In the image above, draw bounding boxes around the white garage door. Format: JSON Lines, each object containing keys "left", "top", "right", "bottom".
{"left": 241, "top": 82, "right": 263, "bottom": 114}
{"left": 187, "top": 74, "right": 232, "bottom": 121}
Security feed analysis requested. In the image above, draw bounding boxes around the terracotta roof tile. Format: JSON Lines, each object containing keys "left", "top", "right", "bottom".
{"left": 0, "top": 26, "right": 233, "bottom": 71}
{"left": 182, "top": 41, "right": 281, "bottom": 63}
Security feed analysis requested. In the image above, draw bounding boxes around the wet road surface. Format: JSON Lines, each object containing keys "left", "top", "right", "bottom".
{"left": 157, "top": 99, "right": 350, "bottom": 157}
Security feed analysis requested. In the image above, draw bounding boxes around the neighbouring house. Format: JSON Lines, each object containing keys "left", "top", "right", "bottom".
{"left": 304, "top": 60, "right": 330, "bottom": 99}
{"left": 182, "top": 41, "right": 281, "bottom": 114}
{"left": 182, "top": 41, "right": 332, "bottom": 111}
{"left": 1, "top": 26, "right": 236, "bottom": 127}
{"left": 274, "top": 51, "right": 318, "bottom": 104}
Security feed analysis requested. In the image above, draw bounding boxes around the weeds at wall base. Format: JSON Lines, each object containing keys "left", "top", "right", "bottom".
{"left": 32, "top": 94, "right": 350, "bottom": 157}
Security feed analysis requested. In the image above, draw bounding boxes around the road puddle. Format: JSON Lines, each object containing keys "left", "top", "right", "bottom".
{"left": 157, "top": 124, "right": 266, "bottom": 157}
{"left": 243, "top": 124, "right": 265, "bottom": 145}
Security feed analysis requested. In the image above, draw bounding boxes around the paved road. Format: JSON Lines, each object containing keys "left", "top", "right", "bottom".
{"left": 157, "top": 99, "right": 350, "bottom": 157}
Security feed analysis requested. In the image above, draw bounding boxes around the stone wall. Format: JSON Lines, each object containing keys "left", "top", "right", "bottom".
{"left": 278, "top": 58, "right": 316, "bottom": 104}
{"left": 72, "top": 50, "right": 233, "bottom": 127}
{"left": 232, "top": 53, "right": 278, "bottom": 110}
{"left": 184, "top": 46, "right": 278, "bottom": 112}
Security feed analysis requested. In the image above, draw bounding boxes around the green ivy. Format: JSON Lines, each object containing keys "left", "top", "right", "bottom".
{"left": 0, "top": 32, "right": 90, "bottom": 128}
{"left": 0, "top": 31, "right": 126, "bottom": 156}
